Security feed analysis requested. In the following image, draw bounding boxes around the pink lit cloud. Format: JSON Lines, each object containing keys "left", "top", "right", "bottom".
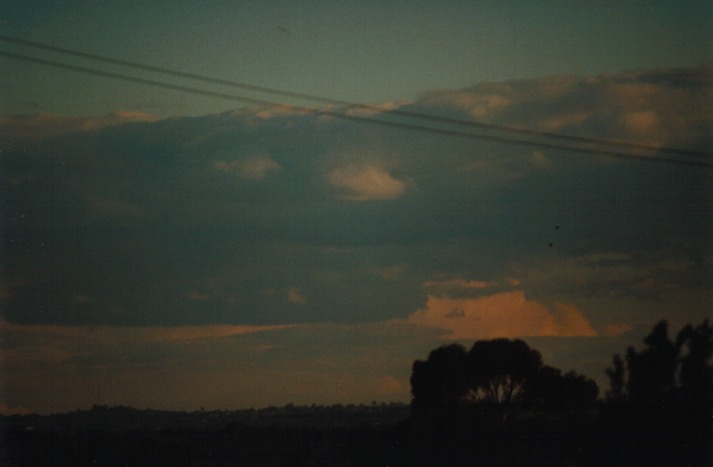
{"left": 328, "top": 164, "right": 407, "bottom": 201}
{"left": 406, "top": 290, "right": 596, "bottom": 340}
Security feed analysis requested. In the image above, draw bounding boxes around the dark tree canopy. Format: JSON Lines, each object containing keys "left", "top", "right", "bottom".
{"left": 606, "top": 319, "right": 713, "bottom": 405}
{"left": 410, "top": 344, "right": 470, "bottom": 409}
{"left": 406, "top": 325, "right": 711, "bottom": 466}
{"left": 603, "top": 320, "right": 713, "bottom": 466}
{"left": 526, "top": 366, "right": 599, "bottom": 407}
{"left": 677, "top": 320, "right": 713, "bottom": 402}
{"left": 468, "top": 338, "right": 543, "bottom": 404}
{"left": 411, "top": 338, "right": 598, "bottom": 411}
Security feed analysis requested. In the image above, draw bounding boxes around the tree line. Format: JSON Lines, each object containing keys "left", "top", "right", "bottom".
{"left": 408, "top": 319, "right": 712, "bottom": 465}
{"left": 3, "top": 319, "right": 710, "bottom": 465}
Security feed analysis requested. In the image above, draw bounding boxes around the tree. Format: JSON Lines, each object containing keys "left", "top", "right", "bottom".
{"left": 628, "top": 320, "right": 678, "bottom": 402}
{"left": 526, "top": 366, "right": 599, "bottom": 408}
{"left": 603, "top": 320, "right": 713, "bottom": 465}
{"left": 605, "top": 354, "right": 625, "bottom": 400}
{"left": 410, "top": 343, "right": 470, "bottom": 409}
{"left": 677, "top": 320, "right": 713, "bottom": 403}
{"left": 467, "top": 339, "right": 543, "bottom": 404}
{"left": 410, "top": 338, "right": 597, "bottom": 411}
{"left": 606, "top": 319, "right": 713, "bottom": 404}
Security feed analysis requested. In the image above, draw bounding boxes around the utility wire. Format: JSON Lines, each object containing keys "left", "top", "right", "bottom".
{"left": 0, "top": 34, "right": 708, "bottom": 159}
{"left": 1, "top": 50, "right": 711, "bottom": 168}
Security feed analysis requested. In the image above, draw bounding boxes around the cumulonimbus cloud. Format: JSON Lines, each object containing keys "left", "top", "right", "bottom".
{"left": 406, "top": 289, "right": 597, "bottom": 339}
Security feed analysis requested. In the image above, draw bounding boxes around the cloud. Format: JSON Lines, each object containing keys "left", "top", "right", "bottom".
{"left": 0, "top": 111, "right": 158, "bottom": 139}
{"left": 376, "top": 264, "right": 408, "bottom": 280}
{"left": 417, "top": 87, "right": 512, "bottom": 118}
{"left": 414, "top": 64, "right": 713, "bottom": 152}
{"left": 328, "top": 164, "right": 407, "bottom": 200}
{"left": 214, "top": 154, "right": 280, "bottom": 180}
{"left": 424, "top": 278, "right": 496, "bottom": 290}
{"left": 185, "top": 291, "right": 211, "bottom": 302}
{"left": 511, "top": 252, "right": 699, "bottom": 300}
{"left": 342, "top": 100, "right": 410, "bottom": 118}
{"left": 529, "top": 151, "right": 552, "bottom": 169}
{"left": 406, "top": 290, "right": 596, "bottom": 339}
{"left": 539, "top": 111, "right": 593, "bottom": 132}
{"left": 622, "top": 110, "right": 658, "bottom": 135}
{"left": 604, "top": 323, "right": 634, "bottom": 337}
{"left": 2, "top": 65, "right": 711, "bottom": 414}
{"left": 287, "top": 287, "right": 307, "bottom": 304}
{"left": 0, "top": 320, "right": 294, "bottom": 347}
{"left": 143, "top": 324, "right": 296, "bottom": 342}
{"left": 1, "top": 65, "right": 710, "bottom": 332}
{"left": 423, "top": 278, "right": 498, "bottom": 297}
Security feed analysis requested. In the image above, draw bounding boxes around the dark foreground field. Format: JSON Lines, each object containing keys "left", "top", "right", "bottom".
{"left": 2, "top": 402, "right": 711, "bottom": 466}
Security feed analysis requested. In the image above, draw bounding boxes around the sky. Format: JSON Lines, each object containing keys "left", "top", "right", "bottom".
{"left": 0, "top": 1, "right": 712, "bottom": 414}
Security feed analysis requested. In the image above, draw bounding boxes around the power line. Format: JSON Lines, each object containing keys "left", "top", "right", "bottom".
{"left": 1, "top": 49, "right": 711, "bottom": 168}
{"left": 1, "top": 34, "right": 708, "bottom": 159}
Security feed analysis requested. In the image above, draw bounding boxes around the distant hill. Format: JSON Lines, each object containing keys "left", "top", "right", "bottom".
{"left": 0, "top": 402, "right": 410, "bottom": 433}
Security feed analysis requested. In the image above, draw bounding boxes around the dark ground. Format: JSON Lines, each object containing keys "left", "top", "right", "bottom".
{"left": 1, "top": 402, "right": 710, "bottom": 466}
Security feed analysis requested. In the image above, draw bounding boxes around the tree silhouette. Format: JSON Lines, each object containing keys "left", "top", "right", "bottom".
{"left": 605, "top": 354, "right": 625, "bottom": 400}
{"left": 411, "top": 338, "right": 598, "bottom": 411}
{"left": 526, "top": 365, "right": 599, "bottom": 408}
{"left": 410, "top": 343, "right": 470, "bottom": 409}
{"left": 606, "top": 319, "right": 713, "bottom": 404}
{"left": 603, "top": 320, "right": 713, "bottom": 465}
{"left": 628, "top": 320, "right": 678, "bottom": 402}
{"left": 468, "top": 338, "right": 543, "bottom": 404}
{"left": 677, "top": 320, "right": 713, "bottom": 403}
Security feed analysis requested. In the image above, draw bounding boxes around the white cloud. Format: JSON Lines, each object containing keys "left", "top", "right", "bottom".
{"left": 328, "top": 164, "right": 407, "bottom": 201}
{"left": 214, "top": 154, "right": 280, "bottom": 180}
{"left": 415, "top": 65, "right": 712, "bottom": 153}
{"left": 342, "top": 100, "right": 411, "bottom": 118}
{"left": 418, "top": 89, "right": 511, "bottom": 118}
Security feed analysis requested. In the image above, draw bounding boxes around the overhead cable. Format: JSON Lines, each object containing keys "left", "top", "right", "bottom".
{"left": 0, "top": 34, "right": 708, "bottom": 159}
{"left": 1, "top": 50, "right": 711, "bottom": 168}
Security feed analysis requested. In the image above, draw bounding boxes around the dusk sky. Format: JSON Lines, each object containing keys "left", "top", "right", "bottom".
{"left": 1, "top": 1, "right": 712, "bottom": 414}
